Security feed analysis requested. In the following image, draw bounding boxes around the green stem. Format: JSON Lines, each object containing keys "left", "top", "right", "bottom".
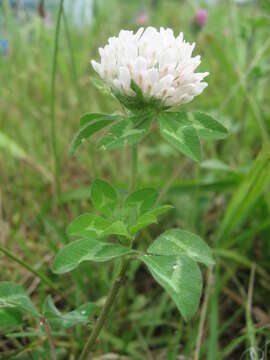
{"left": 78, "top": 259, "right": 129, "bottom": 360}
{"left": 79, "top": 146, "right": 138, "bottom": 360}
{"left": 129, "top": 145, "right": 138, "bottom": 193}
{"left": 50, "top": 0, "right": 64, "bottom": 206}
{"left": 63, "top": 10, "right": 81, "bottom": 104}
{"left": 0, "top": 246, "right": 57, "bottom": 291}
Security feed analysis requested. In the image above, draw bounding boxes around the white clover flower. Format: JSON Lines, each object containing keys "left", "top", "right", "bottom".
{"left": 91, "top": 27, "right": 209, "bottom": 111}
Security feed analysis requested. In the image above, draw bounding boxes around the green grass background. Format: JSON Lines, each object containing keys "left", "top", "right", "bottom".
{"left": 0, "top": 0, "right": 270, "bottom": 358}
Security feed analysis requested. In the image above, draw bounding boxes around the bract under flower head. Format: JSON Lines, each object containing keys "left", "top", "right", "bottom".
{"left": 91, "top": 27, "right": 209, "bottom": 112}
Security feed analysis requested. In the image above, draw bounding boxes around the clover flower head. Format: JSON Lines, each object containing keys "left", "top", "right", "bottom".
{"left": 194, "top": 9, "right": 208, "bottom": 28}
{"left": 91, "top": 27, "right": 209, "bottom": 110}
{"left": 136, "top": 12, "right": 149, "bottom": 26}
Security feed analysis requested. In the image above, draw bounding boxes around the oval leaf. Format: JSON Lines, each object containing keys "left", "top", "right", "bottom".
{"left": 129, "top": 213, "right": 157, "bottom": 235}
{"left": 149, "top": 205, "right": 174, "bottom": 217}
{"left": 142, "top": 254, "right": 202, "bottom": 320}
{"left": 91, "top": 179, "right": 118, "bottom": 216}
{"left": 148, "top": 229, "right": 214, "bottom": 268}
{"left": 43, "top": 296, "right": 97, "bottom": 329}
{"left": 191, "top": 112, "right": 228, "bottom": 140}
{"left": 125, "top": 188, "right": 158, "bottom": 215}
{"left": 70, "top": 114, "right": 118, "bottom": 155}
{"left": 159, "top": 113, "right": 201, "bottom": 162}
{"left": 67, "top": 213, "right": 110, "bottom": 237}
{"left": 53, "top": 238, "right": 134, "bottom": 274}
{"left": 0, "top": 282, "right": 39, "bottom": 317}
{"left": 98, "top": 115, "right": 152, "bottom": 151}
{"left": 80, "top": 113, "right": 119, "bottom": 127}
{"left": 0, "top": 308, "right": 23, "bottom": 328}
{"left": 102, "top": 220, "right": 131, "bottom": 238}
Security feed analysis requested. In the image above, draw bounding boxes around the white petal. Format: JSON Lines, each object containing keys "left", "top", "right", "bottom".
{"left": 91, "top": 60, "right": 104, "bottom": 77}
{"left": 119, "top": 66, "right": 131, "bottom": 91}
{"left": 134, "top": 27, "right": 144, "bottom": 40}
{"left": 134, "top": 56, "right": 147, "bottom": 72}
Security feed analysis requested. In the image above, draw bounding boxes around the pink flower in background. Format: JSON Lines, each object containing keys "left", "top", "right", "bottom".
{"left": 136, "top": 12, "right": 149, "bottom": 26}
{"left": 194, "top": 9, "right": 208, "bottom": 28}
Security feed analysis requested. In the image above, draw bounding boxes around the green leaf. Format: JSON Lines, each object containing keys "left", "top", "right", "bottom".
{"left": 148, "top": 229, "right": 214, "bottom": 268}
{"left": 129, "top": 213, "right": 157, "bottom": 235}
{"left": 98, "top": 121, "right": 127, "bottom": 150}
{"left": 91, "top": 179, "right": 118, "bottom": 216}
{"left": 67, "top": 213, "right": 110, "bottom": 237}
{"left": 79, "top": 113, "right": 120, "bottom": 127}
{"left": 125, "top": 204, "right": 172, "bottom": 235}
{"left": 0, "top": 308, "right": 23, "bottom": 328}
{"left": 142, "top": 254, "right": 202, "bottom": 320}
{"left": 43, "top": 296, "right": 97, "bottom": 329}
{"left": 159, "top": 112, "right": 201, "bottom": 162}
{"left": 102, "top": 220, "right": 131, "bottom": 238}
{"left": 53, "top": 238, "right": 135, "bottom": 274}
{"left": 191, "top": 112, "right": 228, "bottom": 140}
{"left": 67, "top": 215, "right": 130, "bottom": 239}
{"left": 70, "top": 114, "right": 118, "bottom": 155}
{"left": 125, "top": 188, "right": 158, "bottom": 215}
{"left": 159, "top": 111, "right": 191, "bottom": 129}
{"left": 149, "top": 205, "right": 174, "bottom": 217}
{"left": 98, "top": 115, "right": 152, "bottom": 151}
{"left": 0, "top": 282, "right": 39, "bottom": 317}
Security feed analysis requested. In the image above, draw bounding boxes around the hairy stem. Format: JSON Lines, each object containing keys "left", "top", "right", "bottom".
{"left": 79, "top": 145, "right": 138, "bottom": 360}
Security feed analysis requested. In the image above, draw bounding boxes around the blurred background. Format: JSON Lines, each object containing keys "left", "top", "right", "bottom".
{"left": 0, "top": 0, "right": 270, "bottom": 359}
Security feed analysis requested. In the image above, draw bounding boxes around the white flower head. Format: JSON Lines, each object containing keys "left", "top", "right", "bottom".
{"left": 91, "top": 27, "right": 209, "bottom": 111}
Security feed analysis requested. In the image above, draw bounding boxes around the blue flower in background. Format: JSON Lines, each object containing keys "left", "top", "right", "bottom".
{"left": 0, "top": 38, "right": 9, "bottom": 55}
